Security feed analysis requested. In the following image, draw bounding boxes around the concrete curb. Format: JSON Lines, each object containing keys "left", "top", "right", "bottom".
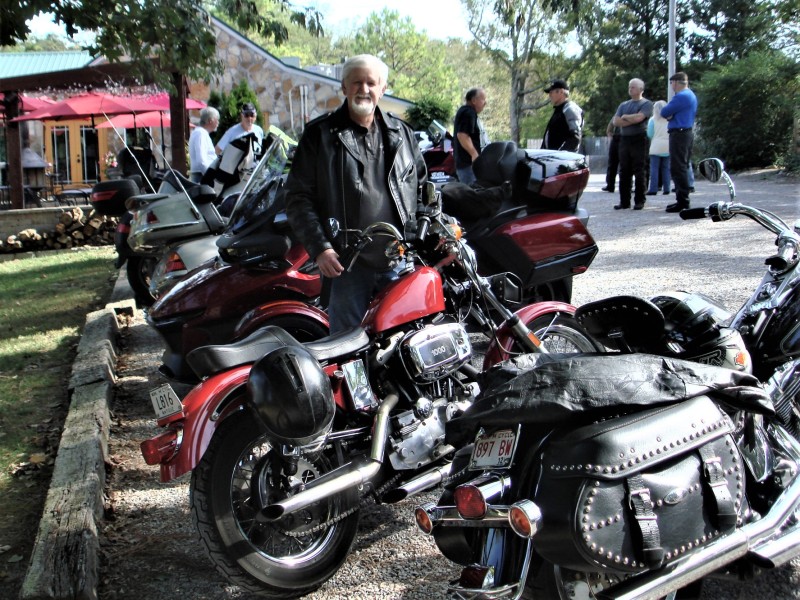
{"left": 20, "top": 268, "right": 136, "bottom": 600}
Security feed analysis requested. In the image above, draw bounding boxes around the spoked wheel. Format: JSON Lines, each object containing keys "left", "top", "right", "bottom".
{"left": 190, "top": 409, "right": 360, "bottom": 598}
{"left": 125, "top": 255, "right": 157, "bottom": 307}
{"left": 504, "top": 312, "right": 600, "bottom": 358}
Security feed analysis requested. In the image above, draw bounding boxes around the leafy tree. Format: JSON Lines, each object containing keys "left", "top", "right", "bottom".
{"left": 347, "top": 9, "right": 461, "bottom": 107}
{"left": 405, "top": 97, "right": 452, "bottom": 130}
{"left": 2, "top": 1, "right": 322, "bottom": 89}
{"left": 687, "top": 0, "right": 778, "bottom": 64}
{"left": 696, "top": 50, "right": 799, "bottom": 170}
{"left": 463, "top": 0, "right": 584, "bottom": 143}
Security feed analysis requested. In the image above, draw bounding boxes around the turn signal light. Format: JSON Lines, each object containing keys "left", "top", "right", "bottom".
{"left": 508, "top": 499, "right": 543, "bottom": 539}
{"left": 454, "top": 484, "right": 488, "bottom": 519}
{"left": 414, "top": 503, "right": 436, "bottom": 534}
{"left": 140, "top": 429, "right": 180, "bottom": 465}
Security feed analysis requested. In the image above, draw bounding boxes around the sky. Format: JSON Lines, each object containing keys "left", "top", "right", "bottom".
{"left": 28, "top": 1, "right": 473, "bottom": 44}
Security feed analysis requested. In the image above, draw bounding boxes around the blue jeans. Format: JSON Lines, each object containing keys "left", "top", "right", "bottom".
{"left": 648, "top": 155, "right": 671, "bottom": 193}
{"left": 456, "top": 166, "right": 476, "bottom": 185}
{"left": 327, "top": 261, "right": 403, "bottom": 334}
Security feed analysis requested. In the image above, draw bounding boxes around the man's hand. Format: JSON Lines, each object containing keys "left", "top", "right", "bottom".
{"left": 316, "top": 248, "right": 344, "bottom": 278}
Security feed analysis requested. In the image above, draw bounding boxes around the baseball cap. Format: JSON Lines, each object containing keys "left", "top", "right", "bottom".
{"left": 544, "top": 79, "right": 569, "bottom": 92}
{"left": 241, "top": 102, "right": 256, "bottom": 114}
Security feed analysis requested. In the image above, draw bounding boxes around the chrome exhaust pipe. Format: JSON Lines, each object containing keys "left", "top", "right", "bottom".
{"left": 382, "top": 462, "right": 453, "bottom": 504}
{"left": 600, "top": 439, "right": 800, "bottom": 600}
{"left": 260, "top": 393, "right": 399, "bottom": 521}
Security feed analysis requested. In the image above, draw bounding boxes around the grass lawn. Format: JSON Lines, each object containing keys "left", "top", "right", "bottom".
{"left": 0, "top": 246, "right": 117, "bottom": 594}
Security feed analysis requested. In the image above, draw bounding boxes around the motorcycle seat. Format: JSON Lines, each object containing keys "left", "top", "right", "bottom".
{"left": 304, "top": 327, "right": 371, "bottom": 362}
{"left": 186, "top": 325, "right": 302, "bottom": 378}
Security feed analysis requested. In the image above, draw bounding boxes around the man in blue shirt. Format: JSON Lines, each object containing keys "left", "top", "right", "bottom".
{"left": 660, "top": 72, "right": 697, "bottom": 213}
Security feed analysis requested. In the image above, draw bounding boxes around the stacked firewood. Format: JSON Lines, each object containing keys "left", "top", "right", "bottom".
{"left": 1, "top": 207, "right": 118, "bottom": 252}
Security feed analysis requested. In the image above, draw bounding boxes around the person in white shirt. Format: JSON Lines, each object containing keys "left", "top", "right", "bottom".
{"left": 215, "top": 102, "right": 264, "bottom": 155}
{"left": 188, "top": 107, "right": 220, "bottom": 182}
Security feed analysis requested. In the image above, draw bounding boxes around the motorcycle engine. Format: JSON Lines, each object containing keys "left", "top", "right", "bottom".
{"left": 399, "top": 322, "right": 471, "bottom": 382}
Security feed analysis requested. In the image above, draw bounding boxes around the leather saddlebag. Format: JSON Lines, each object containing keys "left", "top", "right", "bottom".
{"left": 532, "top": 395, "right": 746, "bottom": 574}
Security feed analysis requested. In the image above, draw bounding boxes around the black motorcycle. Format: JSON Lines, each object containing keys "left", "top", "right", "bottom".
{"left": 415, "top": 157, "right": 800, "bottom": 599}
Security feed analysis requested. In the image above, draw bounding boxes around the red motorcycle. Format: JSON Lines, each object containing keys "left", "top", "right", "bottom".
{"left": 146, "top": 140, "right": 597, "bottom": 382}
{"left": 140, "top": 185, "right": 599, "bottom": 597}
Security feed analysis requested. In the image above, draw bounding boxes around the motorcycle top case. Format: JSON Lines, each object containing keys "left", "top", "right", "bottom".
{"left": 532, "top": 395, "right": 747, "bottom": 574}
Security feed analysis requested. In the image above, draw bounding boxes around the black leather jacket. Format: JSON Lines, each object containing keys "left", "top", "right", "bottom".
{"left": 285, "top": 103, "right": 427, "bottom": 262}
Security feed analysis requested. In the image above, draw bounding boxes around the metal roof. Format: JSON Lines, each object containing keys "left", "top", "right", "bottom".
{"left": 0, "top": 51, "right": 94, "bottom": 79}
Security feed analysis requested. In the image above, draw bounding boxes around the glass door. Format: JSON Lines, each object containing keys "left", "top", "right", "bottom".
{"left": 50, "top": 126, "right": 71, "bottom": 185}
{"left": 80, "top": 126, "right": 99, "bottom": 183}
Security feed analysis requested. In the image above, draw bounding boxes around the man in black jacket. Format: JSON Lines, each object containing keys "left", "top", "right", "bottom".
{"left": 541, "top": 79, "right": 583, "bottom": 152}
{"left": 285, "top": 54, "right": 427, "bottom": 333}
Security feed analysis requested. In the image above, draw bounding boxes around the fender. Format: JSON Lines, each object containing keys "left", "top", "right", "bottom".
{"left": 152, "top": 365, "right": 251, "bottom": 482}
{"left": 483, "top": 301, "right": 578, "bottom": 368}
{"left": 233, "top": 299, "right": 329, "bottom": 340}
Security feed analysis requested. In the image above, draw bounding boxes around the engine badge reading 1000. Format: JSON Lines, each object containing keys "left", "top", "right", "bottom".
{"left": 469, "top": 427, "right": 520, "bottom": 470}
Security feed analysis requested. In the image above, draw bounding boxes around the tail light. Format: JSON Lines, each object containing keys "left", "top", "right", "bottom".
{"left": 92, "top": 190, "right": 118, "bottom": 202}
{"left": 454, "top": 475, "right": 510, "bottom": 519}
{"left": 163, "top": 251, "right": 187, "bottom": 274}
{"left": 508, "top": 499, "right": 543, "bottom": 538}
{"left": 146, "top": 210, "right": 159, "bottom": 224}
{"left": 454, "top": 484, "right": 489, "bottom": 519}
{"left": 116, "top": 223, "right": 131, "bottom": 234}
{"left": 140, "top": 428, "right": 182, "bottom": 464}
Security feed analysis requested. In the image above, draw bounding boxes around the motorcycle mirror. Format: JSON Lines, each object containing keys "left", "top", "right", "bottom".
{"left": 699, "top": 158, "right": 724, "bottom": 183}
{"left": 329, "top": 218, "right": 340, "bottom": 238}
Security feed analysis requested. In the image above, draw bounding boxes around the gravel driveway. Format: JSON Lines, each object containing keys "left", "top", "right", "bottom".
{"left": 99, "top": 169, "right": 799, "bottom": 599}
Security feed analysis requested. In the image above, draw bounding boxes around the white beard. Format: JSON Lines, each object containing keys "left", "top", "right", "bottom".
{"left": 350, "top": 98, "right": 375, "bottom": 117}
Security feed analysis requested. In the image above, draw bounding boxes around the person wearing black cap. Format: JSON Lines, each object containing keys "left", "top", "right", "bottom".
{"left": 541, "top": 79, "right": 583, "bottom": 152}
{"left": 660, "top": 72, "right": 697, "bottom": 213}
{"left": 215, "top": 102, "right": 265, "bottom": 155}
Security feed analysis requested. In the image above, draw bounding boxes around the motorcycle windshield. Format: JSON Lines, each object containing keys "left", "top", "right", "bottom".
{"left": 224, "top": 130, "right": 296, "bottom": 236}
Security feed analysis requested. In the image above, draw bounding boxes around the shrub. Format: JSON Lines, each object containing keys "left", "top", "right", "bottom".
{"left": 697, "top": 51, "right": 799, "bottom": 170}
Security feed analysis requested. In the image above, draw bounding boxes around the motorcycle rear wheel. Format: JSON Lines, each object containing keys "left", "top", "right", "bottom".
{"left": 125, "top": 255, "right": 157, "bottom": 307}
{"left": 190, "top": 408, "right": 360, "bottom": 598}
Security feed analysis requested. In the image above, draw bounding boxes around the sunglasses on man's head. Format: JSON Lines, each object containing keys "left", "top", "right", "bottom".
{"left": 243, "top": 111, "right": 256, "bottom": 117}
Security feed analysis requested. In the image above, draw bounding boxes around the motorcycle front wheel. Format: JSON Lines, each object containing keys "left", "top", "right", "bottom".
{"left": 190, "top": 408, "right": 360, "bottom": 598}
{"left": 517, "top": 313, "right": 600, "bottom": 356}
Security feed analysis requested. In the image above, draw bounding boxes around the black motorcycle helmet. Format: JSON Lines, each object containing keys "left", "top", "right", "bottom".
{"left": 650, "top": 291, "right": 732, "bottom": 352}
{"left": 247, "top": 345, "right": 334, "bottom": 446}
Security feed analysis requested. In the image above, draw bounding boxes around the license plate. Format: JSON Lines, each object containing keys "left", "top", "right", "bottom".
{"left": 469, "top": 428, "right": 519, "bottom": 470}
{"left": 149, "top": 383, "right": 182, "bottom": 420}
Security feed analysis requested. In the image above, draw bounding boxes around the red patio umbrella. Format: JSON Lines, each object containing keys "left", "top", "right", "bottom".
{"left": 0, "top": 93, "right": 55, "bottom": 114}
{"left": 142, "top": 92, "right": 207, "bottom": 111}
{"left": 95, "top": 110, "right": 195, "bottom": 130}
{"left": 11, "top": 91, "right": 159, "bottom": 122}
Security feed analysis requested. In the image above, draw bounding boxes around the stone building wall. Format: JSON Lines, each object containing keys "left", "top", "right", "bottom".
{"left": 195, "top": 19, "right": 344, "bottom": 139}
{"left": 189, "top": 18, "right": 412, "bottom": 140}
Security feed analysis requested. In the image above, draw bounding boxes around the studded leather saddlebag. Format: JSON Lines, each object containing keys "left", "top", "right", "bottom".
{"left": 532, "top": 395, "right": 745, "bottom": 574}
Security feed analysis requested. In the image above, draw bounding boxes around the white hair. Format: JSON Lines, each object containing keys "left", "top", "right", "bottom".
{"left": 199, "top": 107, "right": 219, "bottom": 126}
{"left": 342, "top": 54, "right": 389, "bottom": 85}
